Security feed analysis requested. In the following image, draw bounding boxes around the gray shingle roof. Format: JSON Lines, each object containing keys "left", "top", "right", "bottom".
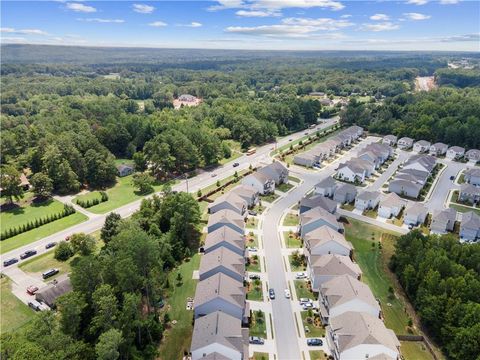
{"left": 194, "top": 273, "right": 245, "bottom": 309}
{"left": 300, "top": 194, "right": 337, "bottom": 213}
{"left": 204, "top": 226, "right": 245, "bottom": 252}
{"left": 35, "top": 276, "right": 72, "bottom": 307}
{"left": 462, "top": 211, "right": 480, "bottom": 229}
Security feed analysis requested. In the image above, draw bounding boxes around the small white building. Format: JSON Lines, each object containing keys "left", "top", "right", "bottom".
{"left": 413, "top": 140, "right": 431, "bottom": 153}
{"left": 403, "top": 202, "right": 428, "bottom": 226}
{"left": 460, "top": 211, "right": 480, "bottom": 242}
{"left": 241, "top": 172, "right": 275, "bottom": 195}
{"left": 314, "top": 177, "right": 337, "bottom": 197}
{"left": 397, "top": 137, "right": 414, "bottom": 149}
{"left": 446, "top": 146, "right": 465, "bottom": 160}
{"left": 429, "top": 142, "right": 448, "bottom": 156}
{"left": 430, "top": 208, "right": 457, "bottom": 234}
{"left": 303, "top": 225, "right": 353, "bottom": 258}
{"left": 466, "top": 149, "right": 480, "bottom": 163}
{"left": 378, "top": 193, "right": 406, "bottom": 219}
{"left": 382, "top": 135, "right": 397, "bottom": 146}
{"left": 355, "top": 191, "right": 381, "bottom": 211}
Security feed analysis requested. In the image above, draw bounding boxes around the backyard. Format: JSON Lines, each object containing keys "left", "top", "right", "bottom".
{"left": 0, "top": 277, "right": 33, "bottom": 334}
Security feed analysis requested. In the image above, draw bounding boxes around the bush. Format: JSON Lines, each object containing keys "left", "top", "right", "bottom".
{"left": 55, "top": 241, "right": 74, "bottom": 261}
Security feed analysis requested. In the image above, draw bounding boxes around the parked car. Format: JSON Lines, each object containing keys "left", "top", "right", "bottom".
{"left": 211, "top": 173, "right": 217, "bottom": 177}
{"left": 27, "top": 285, "right": 39, "bottom": 295}
{"left": 28, "top": 300, "right": 43, "bottom": 311}
{"left": 450, "top": 175, "right": 455, "bottom": 181}
{"left": 247, "top": 246, "right": 258, "bottom": 252}
{"left": 249, "top": 336, "right": 265, "bottom": 345}
{"left": 284, "top": 288, "right": 291, "bottom": 299}
{"left": 233, "top": 162, "right": 240, "bottom": 167}
{"left": 307, "top": 338, "right": 323, "bottom": 346}
{"left": 42, "top": 268, "right": 59, "bottom": 279}
{"left": 302, "top": 302, "right": 314, "bottom": 310}
{"left": 3, "top": 258, "right": 18, "bottom": 267}
{"left": 299, "top": 298, "right": 312, "bottom": 305}
{"left": 248, "top": 210, "right": 257, "bottom": 216}
{"left": 269, "top": 288, "right": 275, "bottom": 300}
{"left": 45, "top": 242, "right": 57, "bottom": 249}
{"left": 295, "top": 272, "right": 307, "bottom": 279}
{"left": 20, "top": 250, "right": 37, "bottom": 260}
{"left": 249, "top": 274, "right": 260, "bottom": 280}
{"left": 304, "top": 132, "right": 309, "bottom": 135}
{"left": 289, "top": 139, "right": 293, "bottom": 142}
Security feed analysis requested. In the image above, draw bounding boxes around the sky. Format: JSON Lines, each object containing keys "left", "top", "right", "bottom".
{"left": 1, "top": 0, "right": 479, "bottom": 51}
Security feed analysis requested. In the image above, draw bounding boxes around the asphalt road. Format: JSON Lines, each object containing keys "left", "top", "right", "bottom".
{"left": 1, "top": 118, "right": 338, "bottom": 272}
{"left": 424, "top": 159, "right": 464, "bottom": 212}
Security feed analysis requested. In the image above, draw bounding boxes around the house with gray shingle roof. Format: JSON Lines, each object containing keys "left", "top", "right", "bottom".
{"left": 464, "top": 168, "right": 480, "bottom": 187}
{"left": 207, "top": 210, "right": 245, "bottom": 235}
{"left": 378, "top": 193, "right": 406, "bottom": 219}
{"left": 299, "top": 194, "right": 338, "bottom": 214}
{"left": 397, "top": 137, "right": 414, "bottom": 149}
{"left": 460, "top": 211, "right": 480, "bottom": 242}
{"left": 35, "top": 275, "right": 72, "bottom": 308}
{"left": 459, "top": 183, "right": 480, "bottom": 205}
{"left": 355, "top": 191, "right": 381, "bottom": 211}
{"left": 231, "top": 185, "right": 259, "bottom": 208}
{"left": 382, "top": 135, "right": 397, "bottom": 146}
{"left": 429, "top": 142, "right": 448, "bottom": 156}
{"left": 258, "top": 161, "right": 288, "bottom": 185}
{"left": 447, "top": 146, "right": 465, "bottom": 160}
{"left": 388, "top": 179, "right": 423, "bottom": 199}
{"left": 336, "top": 158, "right": 374, "bottom": 184}
{"left": 293, "top": 151, "right": 318, "bottom": 168}
{"left": 241, "top": 172, "right": 275, "bottom": 195}
{"left": 333, "top": 183, "right": 358, "bottom": 204}
{"left": 203, "top": 226, "right": 245, "bottom": 256}
{"left": 402, "top": 154, "right": 436, "bottom": 174}
{"left": 208, "top": 192, "right": 247, "bottom": 216}
{"left": 299, "top": 207, "right": 344, "bottom": 237}
{"left": 314, "top": 177, "right": 337, "bottom": 197}
{"left": 430, "top": 208, "right": 457, "bottom": 234}
{"left": 413, "top": 140, "right": 431, "bottom": 153}
{"left": 199, "top": 247, "right": 245, "bottom": 283}
{"left": 466, "top": 149, "right": 480, "bottom": 163}
{"left": 303, "top": 226, "right": 353, "bottom": 258}
{"left": 403, "top": 202, "right": 428, "bottom": 226}
{"left": 308, "top": 254, "right": 362, "bottom": 291}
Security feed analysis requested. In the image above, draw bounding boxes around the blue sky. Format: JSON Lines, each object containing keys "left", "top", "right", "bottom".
{"left": 1, "top": 1, "right": 479, "bottom": 51}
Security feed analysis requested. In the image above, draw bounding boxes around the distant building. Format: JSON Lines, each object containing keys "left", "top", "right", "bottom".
{"left": 465, "top": 149, "right": 480, "bottom": 163}
{"left": 429, "top": 142, "right": 448, "bottom": 156}
{"left": 382, "top": 135, "right": 397, "bottom": 146}
{"left": 35, "top": 276, "right": 72, "bottom": 308}
{"left": 460, "top": 211, "right": 480, "bottom": 242}
{"left": 446, "top": 146, "right": 465, "bottom": 160}
{"left": 173, "top": 94, "right": 201, "bottom": 109}
{"left": 117, "top": 164, "right": 134, "bottom": 177}
{"left": 397, "top": 137, "right": 414, "bottom": 149}
{"left": 413, "top": 140, "right": 431, "bottom": 153}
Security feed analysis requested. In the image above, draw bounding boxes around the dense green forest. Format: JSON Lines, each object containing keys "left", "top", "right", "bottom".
{"left": 390, "top": 231, "right": 480, "bottom": 360}
{"left": 0, "top": 190, "right": 201, "bottom": 359}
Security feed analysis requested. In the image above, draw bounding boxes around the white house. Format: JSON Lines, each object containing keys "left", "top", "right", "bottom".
{"left": 327, "top": 312, "right": 400, "bottom": 360}
{"left": 308, "top": 254, "right": 362, "bottom": 292}
{"left": 430, "top": 208, "right": 457, "bottom": 234}
{"left": 459, "top": 183, "right": 480, "bottom": 205}
{"left": 208, "top": 192, "right": 247, "bottom": 216}
{"left": 429, "top": 142, "right": 448, "bottom": 156}
{"left": 336, "top": 158, "right": 374, "bottom": 184}
{"left": 258, "top": 161, "right": 288, "bottom": 185}
{"left": 231, "top": 185, "right": 259, "bottom": 208}
{"left": 402, "top": 154, "right": 436, "bottom": 174}
{"left": 460, "top": 211, "right": 480, "bottom": 242}
{"left": 241, "top": 172, "right": 275, "bottom": 195}
{"left": 466, "top": 149, "right": 480, "bottom": 163}
{"left": 403, "top": 202, "right": 428, "bottom": 226}
{"left": 333, "top": 183, "right": 358, "bottom": 204}
{"left": 303, "top": 225, "right": 353, "bottom": 258}
{"left": 378, "top": 193, "right": 405, "bottom": 219}
{"left": 413, "top": 140, "right": 431, "bottom": 153}
{"left": 300, "top": 207, "right": 344, "bottom": 237}
{"left": 446, "top": 146, "right": 465, "bottom": 160}
{"left": 397, "top": 137, "right": 414, "bottom": 149}
{"left": 314, "top": 177, "right": 337, "bottom": 197}
{"left": 383, "top": 135, "right": 397, "bottom": 146}
{"left": 355, "top": 191, "right": 381, "bottom": 211}
{"left": 388, "top": 179, "right": 423, "bottom": 199}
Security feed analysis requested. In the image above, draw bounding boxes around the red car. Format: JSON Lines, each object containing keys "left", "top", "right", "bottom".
{"left": 27, "top": 285, "right": 39, "bottom": 295}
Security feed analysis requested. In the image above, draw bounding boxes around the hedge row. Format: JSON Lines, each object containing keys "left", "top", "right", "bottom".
{"left": 1, "top": 204, "right": 76, "bottom": 241}
{"left": 76, "top": 191, "right": 108, "bottom": 208}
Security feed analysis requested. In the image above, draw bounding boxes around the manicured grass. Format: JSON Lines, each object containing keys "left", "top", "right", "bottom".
{"left": 218, "top": 150, "right": 242, "bottom": 165}
{"left": 246, "top": 217, "right": 258, "bottom": 229}
{"left": 253, "top": 203, "right": 266, "bottom": 214}
{"left": 400, "top": 341, "right": 435, "bottom": 360}
{"left": 260, "top": 193, "right": 280, "bottom": 203}
{"left": 294, "top": 280, "right": 314, "bottom": 300}
{"left": 283, "top": 231, "right": 302, "bottom": 248}
{"left": 341, "top": 203, "right": 355, "bottom": 211}
{"left": 344, "top": 218, "right": 411, "bottom": 335}
{"left": 253, "top": 353, "right": 269, "bottom": 360}
{"left": 273, "top": 124, "right": 338, "bottom": 155}
{"left": 246, "top": 233, "right": 259, "bottom": 248}
{"left": 247, "top": 256, "right": 261, "bottom": 272}
{"left": 200, "top": 169, "right": 250, "bottom": 196}
{"left": 0, "top": 212, "right": 88, "bottom": 254}
{"left": 450, "top": 203, "right": 480, "bottom": 216}
{"left": 289, "top": 254, "right": 306, "bottom": 272}
{"left": 301, "top": 311, "right": 325, "bottom": 338}
{"left": 277, "top": 182, "right": 294, "bottom": 193}
{"left": 310, "top": 350, "right": 327, "bottom": 360}
{"left": 74, "top": 191, "right": 103, "bottom": 204}
{"left": 250, "top": 310, "right": 267, "bottom": 338}
{"left": 363, "top": 209, "right": 378, "bottom": 219}
{"left": 19, "top": 250, "right": 74, "bottom": 277}
{"left": 158, "top": 254, "right": 200, "bottom": 360}
{"left": 288, "top": 175, "right": 301, "bottom": 183}
{"left": 0, "top": 277, "right": 34, "bottom": 334}
{"left": 283, "top": 213, "right": 299, "bottom": 226}
{"left": 247, "top": 281, "right": 264, "bottom": 301}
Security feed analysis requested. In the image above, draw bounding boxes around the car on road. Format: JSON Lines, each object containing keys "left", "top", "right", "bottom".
{"left": 289, "top": 138, "right": 293, "bottom": 142}
{"left": 45, "top": 242, "right": 57, "bottom": 249}
{"left": 246, "top": 246, "right": 258, "bottom": 252}
{"left": 284, "top": 288, "right": 291, "bottom": 299}
{"left": 42, "top": 268, "right": 59, "bottom": 279}
{"left": 450, "top": 175, "right": 455, "bottom": 181}
{"left": 269, "top": 288, "right": 275, "bottom": 300}
{"left": 249, "top": 336, "right": 265, "bottom": 345}
{"left": 302, "top": 302, "right": 314, "bottom": 310}
{"left": 304, "top": 132, "right": 309, "bottom": 135}
{"left": 233, "top": 162, "right": 239, "bottom": 167}
{"left": 211, "top": 173, "right": 217, "bottom": 177}
{"left": 295, "top": 272, "right": 307, "bottom": 279}
{"left": 3, "top": 258, "right": 18, "bottom": 267}
{"left": 307, "top": 338, "right": 323, "bottom": 346}
{"left": 20, "top": 250, "right": 37, "bottom": 260}
{"left": 248, "top": 210, "right": 257, "bottom": 216}
{"left": 408, "top": 224, "right": 413, "bottom": 230}
{"left": 27, "top": 285, "right": 39, "bottom": 295}
{"left": 249, "top": 274, "right": 260, "bottom": 280}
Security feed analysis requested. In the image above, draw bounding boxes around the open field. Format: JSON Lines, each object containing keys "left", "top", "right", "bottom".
{"left": 0, "top": 277, "right": 34, "bottom": 334}
{"left": 158, "top": 254, "right": 200, "bottom": 360}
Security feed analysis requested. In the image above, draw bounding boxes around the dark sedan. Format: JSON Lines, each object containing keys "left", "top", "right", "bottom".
{"left": 307, "top": 338, "right": 323, "bottom": 346}
{"left": 20, "top": 250, "right": 38, "bottom": 260}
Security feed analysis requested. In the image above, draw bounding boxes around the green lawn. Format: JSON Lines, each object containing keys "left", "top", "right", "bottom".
{"left": 200, "top": 169, "right": 250, "bottom": 196}
{"left": 76, "top": 175, "right": 174, "bottom": 214}
{"left": 19, "top": 250, "right": 74, "bottom": 278}
{"left": 250, "top": 310, "right": 267, "bottom": 338}
{"left": 401, "top": 341, "right": 435, "bottom": 360}
{"left": 289, "top": 255, "right": 307, "bottom": 272}
{"left": 247, "top": 256, "right": 261, "bottom": 272}
{"left": 246, "top": 217, "right": 258, "bottom": 229}
{"left": 288, "top": 175, "right": 301, "bottom": 183}
{"left": 277, "top": 182, "right": 294, "bottom": 193}
{"left": 344, "top": 218, "right": 411, "bottom": 335}
{"left": 0, "top": 277, "right": 34, "bottom": 334}
{"left": 247, "top": 281, "right": 263, "bottom": 301}
{"left": 283, "top": 213, "right": 299, "bottom": 226}
{"left": 260, "top": 193, "right": 280, "bottom": 203}
{"left": 310, "top": 350, "right": 327, "bottom": 360}
{"left": 0, "top": 212, "right": 87, "bottom": 254}
{"left": 253, "top": 203, "right": 266, "bottom": 214}
{"left": 253, "top": 353, "right": 269, "bottom": 360}
{"left": 341, "top": 203, "right": 355, "bottom": 211}
{"left": 284, "top": 232, "right": 302, "bottom": 248}
{"left": 246, "top": 233, "right": 259, "bottom": 248}
{"left": 294, "top": 280, "right": 314, "bottom": 300}
{"left": 158, "top": 254, "right": 200, "bottom": 360}
{"left": 301, "top": 311, "right": 325, "bottom": 338}
{"left": 363, "top": 208, "right": 378, "bottom": 219}
{"left": 74, "top": 191, "right": 103, "bottom": 204}
{"left": 218, "top": 150, "right": 242, "bottom": 165}
{"left": 449, "top": 204, "right": 480, "bottom": 216}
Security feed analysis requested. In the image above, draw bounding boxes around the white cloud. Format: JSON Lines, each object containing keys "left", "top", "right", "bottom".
{"left": 133, "top": 4, "right": 155, "bottom": 13}
{"left": 440, "top": 0, "right": 459, "bottom": 4}
{"left": 1, "top": 27, "right": 48, "bottom": 35}
{"left": 66, "top": 2, "right": 96, "bottom": 13}
{"left": 340, "top": 14, "right": 351, "bottom": 18}
{"left": 370, "top": 13, "right": 390, "bottom": 21}
{"left": 210, "top": 0, "right": 345, "bottom": 11}
{"left": 361, "top": 22, "right": 400, "bottom": 32}
{"left": 148, "top": 21, "right": 167, "bottom": 27}
{"left": 236, "top": 10, "right": 281, "bottom": 17}
{"left": 177, "top": 22, "right": 203, "bottom": 27}
{"left": 282, "top": 17, "right": 354, "bottom": 30}
{"left": 0, "top": 37, "right": 27, "bottom": 43}
{"left": 406, "top": 0, "right": 428, "bottom": 5}
{"left": 403, "top": 12, "right": 431, "bottom": 20}
{"left": 77, "top": 18, "right": 125, "bottom": 23}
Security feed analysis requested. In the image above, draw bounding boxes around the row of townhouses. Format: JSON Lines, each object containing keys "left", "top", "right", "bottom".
{"left": 459, "top": 168, "right": 480, "bottom": 205}
{"left": 191, "top": 162, "right": 289, "bottom": 359}
{"left": 297, "top": 194, "right": 401, "bottom": 360}
{"left": 384, "top": 135, "right": 480, "bottom": 163}
{"left": 293, "top": 125, "right": 364, "bottom": 168}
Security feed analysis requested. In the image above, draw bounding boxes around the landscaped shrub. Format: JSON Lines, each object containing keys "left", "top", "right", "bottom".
{"left": 76, "top": 192, "right": 109, "bottom": 208}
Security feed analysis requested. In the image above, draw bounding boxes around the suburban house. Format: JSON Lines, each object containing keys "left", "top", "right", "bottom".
{"left": 241, "top": 172, "right": 275, "bottom": 195}
{"left": 303, "top": 226, "right": 353, "bottom": 258}
{"left": 190, "top": 311, "right": 248, "bottom": 360}
{"left": 382, "top": 135, "right": 397, "bottom": 146}
{"left": 367, "top": 143, "right": 393, "bottom": 162}
{"left": 326, "top": 312, "right": 400, "bottom": 360}
{"left": 465, "top": 149, "right": 480, "bottom": 163}
{"left": 413, "top": 140, "right": 431, "bottom": 153}
{"left": 318, "top": 274, "right": 381, "bottom": 323}
{"left": 459, "top": 183, "right": 480, "bottom": 205}
{"left": 430, "top": 208, "right": 457, "bottom": 234}
{"left": 35, "top": 276, "right": 72, "bottom": 308}
{"left": 402, "top": 154, "right": 436, "bottom": 174}
{"left": 395, "top": 168, "right": 430, "bottom": 185}
{"left": 199, "top": 247, "right": 245, "bottom": 283}
{"left": 388, "top": 179, "right": 423, "bottom": 199}
{"left": 203, "top": 226, "right": 245, "bottom": 256}
{"left": 403, "top": 202, "right": 428, "bottom": 226}
{"left": 355, "top": 191, "right": 381, "bottom": 211}
{"left": 446, "top": 146, "right": 465, "bottom": 160}
{"left": 333, "top": 183, "right": 358, "bottom": 204}
{"left": 208, "top": 192, "right": 247, "bottom": 216}
{"left": 194, "top": 273, "right": 246, "bottom": 321}
{"left": 293, "top": 151, "right": 318, "bottom": 168}
{"left": 378, "top": 193, "right": 406, "bottom": 219}
{"left": 358, "top": 150, "right": 381, "bottom": 169}
{"left": 299, "top": 194, "right": 338, "bottom": 215}
{"left": 117, "top": 164, "right": 134, "bottom": 177}
{"left": 397, "top": 137, "right": 414, "bottom": 149}
{"left": 314, "top": 177, "right": 337, "bottom": 197}
{"left": 460, "top": 211, "right": 480, "bottom": 242}
{"left": 231, "top": 185, "right": 259, "bottom": 208}
{"left": 464, "top": 168, "right": 480, "bottom": 187}
{"left": 299, "top": 207, "right": 344, "bottom": 237}
{"left": 258, "top": 161, "right": 288, "bottom": 185}
{"left": 308, "top": 254, "right": 362, "bottom": 292}
{"left": 207, "top": 209, "right": 245, "bottom": 235}
{"left": 429, "top": 142, "right": 448, "bottom": 156}
{"left": 336, "top": 158, "right": 374, "bottom": 184}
